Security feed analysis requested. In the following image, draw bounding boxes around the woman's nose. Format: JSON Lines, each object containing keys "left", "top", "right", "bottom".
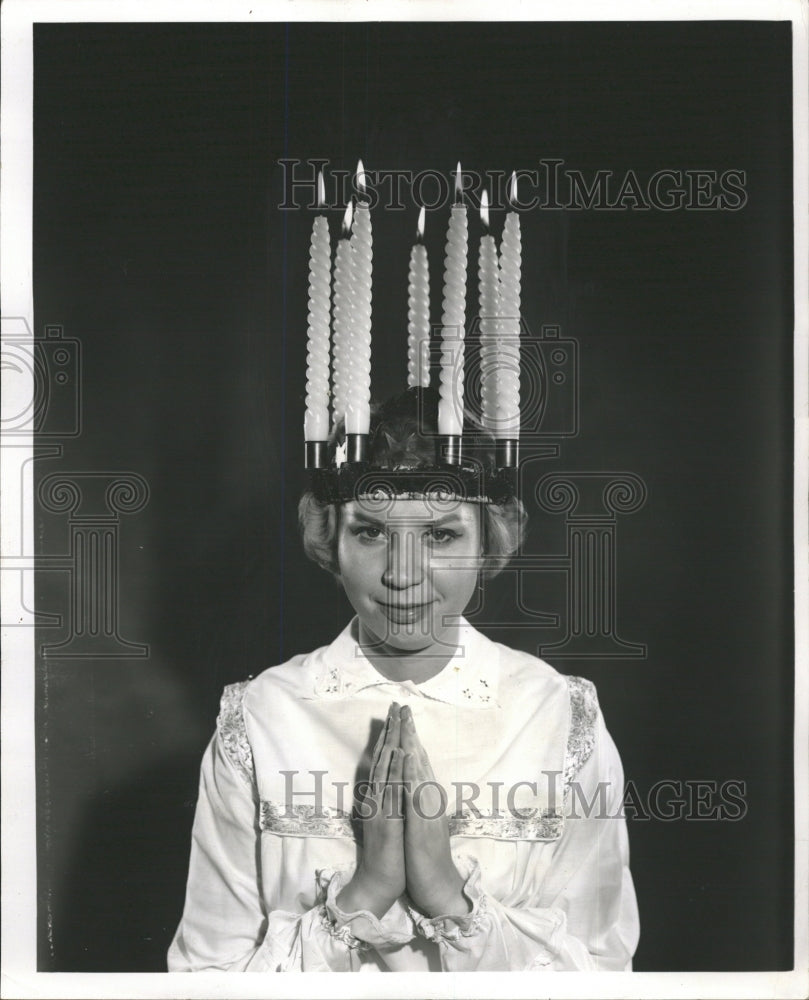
{"left": 381, "top": 529, "right": 425, "bottom": 588}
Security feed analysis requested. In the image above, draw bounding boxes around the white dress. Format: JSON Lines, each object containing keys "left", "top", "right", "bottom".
{"left": 168, "top": 617, "right": 640, "bottom": 972}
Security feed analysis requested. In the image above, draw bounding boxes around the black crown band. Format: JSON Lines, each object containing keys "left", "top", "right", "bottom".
{"left": 310, "top": 464, "right": 518, "bottom": 505}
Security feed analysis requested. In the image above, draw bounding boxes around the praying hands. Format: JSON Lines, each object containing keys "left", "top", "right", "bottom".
{"left": 336, "top": 702, "right": 471, "bottom": 921}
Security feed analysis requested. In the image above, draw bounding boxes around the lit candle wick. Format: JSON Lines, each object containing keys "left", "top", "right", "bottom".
{"left": 480, "top": 189, "right": 490, "bottom": 232}
{"left": 356, "top": 158, "right": 368, "bottom": 204}
{"left": 417, "top": 205, "right": 426, "bottom": 242}
{"left": 508, "top": 170, "right": 518, "bottom": 208}
{"left": 317, "top": 171, "right": 326, "bottom": 209}
{"left": 454, "top": 161, "right": 464, "bottom": 205}
{"left": 341, "top": 200, "right": 354, "bottom": 238}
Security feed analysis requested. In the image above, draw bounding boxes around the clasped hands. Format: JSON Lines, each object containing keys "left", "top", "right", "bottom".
{"left": 336, "top": 702, "right": 471, "bottom": 922}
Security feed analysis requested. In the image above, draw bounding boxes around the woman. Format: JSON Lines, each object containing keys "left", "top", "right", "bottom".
{"left": 168, "top": 387, "right": 640, "bottom": 972}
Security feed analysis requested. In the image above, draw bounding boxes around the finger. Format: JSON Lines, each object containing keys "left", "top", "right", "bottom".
{"left": 369, "top": 708, "right": 392, "bottom": 784}
{"left": 369, "top": 719, "right": 388, "bottom": 784}
{"left": 402, "top": 751, "right": 416, "bottom": 817}
{"left": 388, "top": 701, "right": 402, "bottom": 747}
{"left": 402, "top": 750, "right": 447, "bottom": 826}
{"left": 381, "top": 748, "right": 404, "bottom": 820}
{"left": 400, "top": 705, "right": 436, "bottom": 781}
{"left": 389, "top": 745, "right": 405, "bottom": 817}
{"left": 388, "top": 740, "right": 405, "bottom": 782}
{"left": 382, "top": 703, "right": 402, "bottom": 781}
{"left": 377, "top": 704, "right": 402, "bottom": 785}
{"left": 398, "top": 704, "right": 418, "bottom": 755}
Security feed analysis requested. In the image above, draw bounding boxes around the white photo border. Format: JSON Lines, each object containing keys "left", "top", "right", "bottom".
{"left": 1, "top": 1, "right": 806, "bottom": 998}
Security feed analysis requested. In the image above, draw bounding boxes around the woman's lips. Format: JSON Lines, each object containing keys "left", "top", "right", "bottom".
{"left": 378, "top": 601, "right": 433, "bottom": 625}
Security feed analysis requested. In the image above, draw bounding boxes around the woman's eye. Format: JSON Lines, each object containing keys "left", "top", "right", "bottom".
{"left": 352, "top": 526, "right": 383, "bottom": 542}
{"left": 427, "top": 528, "right": 459, "bottom": 544}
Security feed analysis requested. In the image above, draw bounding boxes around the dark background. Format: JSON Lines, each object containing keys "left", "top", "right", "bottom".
{"left": 33, "top": 21, "right": 793, "bottom": 972}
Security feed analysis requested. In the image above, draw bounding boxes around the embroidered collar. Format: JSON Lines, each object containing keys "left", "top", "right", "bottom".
{"left": 307, "top": 616, "right": 500, "bottom": 708}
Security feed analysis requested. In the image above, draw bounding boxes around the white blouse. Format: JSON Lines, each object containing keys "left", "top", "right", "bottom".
{"left": 168, "top": 617, "right": 640, "bottom": 972}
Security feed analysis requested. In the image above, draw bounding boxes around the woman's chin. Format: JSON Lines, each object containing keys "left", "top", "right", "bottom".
{"left": 359, "top": 609, "right": 454, "bottom": 654}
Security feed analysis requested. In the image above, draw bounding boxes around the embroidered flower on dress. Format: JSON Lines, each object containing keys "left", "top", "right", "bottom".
{"left": 312, "top": 661, "right": 342, "bottom": 697}
{"left": 459, "top": 676, "right": 494, "bottom": 705}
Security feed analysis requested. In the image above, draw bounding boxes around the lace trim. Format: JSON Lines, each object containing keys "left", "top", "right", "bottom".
{"left": 448, "top": 808, "right": 563, "bottom": 841}
{"left": 407, "top": 856, "right": 487, "bottom": 942}
{"left": 260, "top": 802, "right": 563, "bottom": 841}
{"left": 410, "top": 895, "right": 488, "bottom": 942}
{"left": 563, "top": 675, "right": 599, "bottom": 796}
{"left": 217, "top": 680, "right": 255, "bottom": 786}
{"left": 317, "top": 867, "right": 416, "bottom": 948}
{"left": 318, "top": 905, "right": 371, "bottom": 951}
{"left": 261, "top": 801, "right": 356, "bottom": 838}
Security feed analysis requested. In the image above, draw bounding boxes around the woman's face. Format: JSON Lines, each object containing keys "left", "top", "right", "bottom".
{"left": 336, "top": 497, "right": 483, "bottom": 654}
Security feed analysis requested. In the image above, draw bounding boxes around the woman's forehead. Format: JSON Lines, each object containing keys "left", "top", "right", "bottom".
{"left": 342, "top": 497, "right": 479, "bottom": 523}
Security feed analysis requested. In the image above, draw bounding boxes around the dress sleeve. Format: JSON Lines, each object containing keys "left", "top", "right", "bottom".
{"left": 167, "top": 682, "right": 414, "bottom": 972}
{"left": 408, "top": 677, "right": 640, "bottom": 972}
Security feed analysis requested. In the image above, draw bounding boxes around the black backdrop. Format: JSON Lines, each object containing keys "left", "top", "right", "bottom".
{"left": 33, "top": 21, "right": 793, "bottom": 972}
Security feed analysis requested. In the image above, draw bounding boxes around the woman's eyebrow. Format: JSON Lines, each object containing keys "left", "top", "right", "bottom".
{"left": 347, "top": 511, "right": 465, "bottom": 528}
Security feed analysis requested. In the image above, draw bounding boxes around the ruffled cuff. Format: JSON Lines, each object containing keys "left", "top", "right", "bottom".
{"left": 317, "top": 868, "right": 416, "bottom": 951}
{"left": 406, "top": 855, "right": 488, "bottom": 944}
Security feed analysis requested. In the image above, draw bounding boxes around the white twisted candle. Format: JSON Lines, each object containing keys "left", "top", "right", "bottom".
{"left": 331, "top": 203, "right": 354, "bottom": 431}
{"left": 304, "top": 215, "right": 332, "bottom": 442}
{"left": 407, "top": 231, "right": 430, "bottom": 387}
{"left": 438, "top": 202, "right": 468, "bottom": 436}
{"left": 478, "top": 233, "right": 500, "bottom": 432}
{"left": 347, "top": 197, "right": 373, "bottom": 435}
{"left": 497, "top": 207, "right": 522, "bottom": 439}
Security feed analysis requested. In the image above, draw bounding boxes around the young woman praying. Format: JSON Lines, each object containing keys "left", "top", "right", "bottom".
{"left": 168, "top": 387, "right": 640, "bottom": 972}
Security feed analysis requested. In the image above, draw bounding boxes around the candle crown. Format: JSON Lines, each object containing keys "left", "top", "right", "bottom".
{"left": 309, "top": 387, "right": 518, "bottom": 504}
{"left": 303, "top": 162, "right": 525, "bottom": 495}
